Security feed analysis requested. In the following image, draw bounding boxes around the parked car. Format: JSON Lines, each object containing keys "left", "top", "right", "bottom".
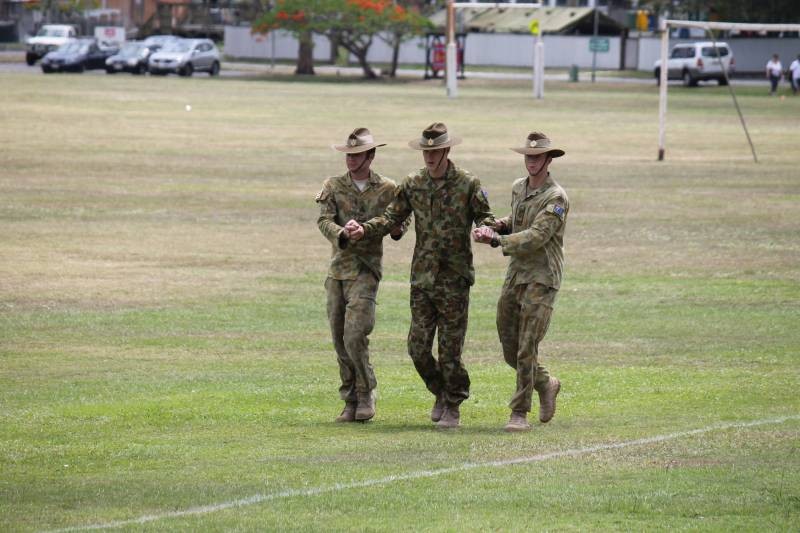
{"left": 148, "top": 38, "right": 220, "bottom": 77}
{"left": 25, "top": 24, "right": 78, "bottom": 65}
{"left": 41, "top": 38, "right": 119, "bottom": 73}
{"left": 654, "top": 42, "right": 735, "bottom": 87}
{"left": 105, "top": 41, "right": 161, "bottom": 74}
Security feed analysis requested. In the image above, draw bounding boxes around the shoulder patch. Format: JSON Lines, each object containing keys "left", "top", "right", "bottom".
{"left": 545, "top": 203, "right": 566, "bottom": 220}
{"left": 480, "top": 188, "right": 489, "bottom": 201}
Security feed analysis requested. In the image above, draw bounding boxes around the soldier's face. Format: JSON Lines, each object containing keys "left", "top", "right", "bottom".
{"left": 525, "top": 154, "right": 552, "bottom": 177}
{"left": 423, "top": 148, "right": 449, "bottom": 176}
{"left": 346, "top": 151, "right": 372, "bottom": 173}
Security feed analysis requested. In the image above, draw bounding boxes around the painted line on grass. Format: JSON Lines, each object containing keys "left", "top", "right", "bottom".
{"left": 47, "top": 414, "right": 800, "bottom": 532}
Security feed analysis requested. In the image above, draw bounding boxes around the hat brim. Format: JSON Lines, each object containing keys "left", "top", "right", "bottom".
{"left": 332, "top": 142, "right": 386, "bottom": 154}
{"left": 510, "top": 147, "right": 565, "bottom": 157}
{"left": 408, "top": 136, "right": 462, "bottom": 150}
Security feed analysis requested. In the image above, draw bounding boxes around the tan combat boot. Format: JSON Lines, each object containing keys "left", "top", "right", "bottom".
{"left": 537, "top": 377, "right": 561, "bottom": 423}
{"left": 355, "top": 390, "right": 376, "bottom": 422}
{"left": 430, "top": 394, "right": 445, "bottom": 422}
{"left": 436, "top": 404, "right": 460, "bottom": 429}
{"left": 504, "top": 410, "right": 531, "bottom": 432}
{"left": 335, "top": 402, "right": 357, "bottom": 423}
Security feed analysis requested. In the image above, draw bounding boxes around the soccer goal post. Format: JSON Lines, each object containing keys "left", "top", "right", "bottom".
{"left": 657, "top": 19, "right": 800, "bottom": 162}
{"left": 445, "top": 2, "right": 544, "bottom": 99}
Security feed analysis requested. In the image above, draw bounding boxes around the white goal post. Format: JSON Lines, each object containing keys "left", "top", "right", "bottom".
{"left": 445, "top": 2, "right": 544, "bottom": 98}
{"left": 657, "top": 19, "right": 800, "bottom": 162}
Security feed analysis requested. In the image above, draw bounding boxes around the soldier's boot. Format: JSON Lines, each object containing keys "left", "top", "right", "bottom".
{"left": 537, "top": 377, "right": 561, "bottom": 423}
{"left": 436, "top": 404, "right": 460, "bottom": 429}
{"left": 504, "top": 410, "right": 531, "bottom": 432}
{"left": 430, "top": 394, "right": 446, "bottom": 422}
{"left": 355, "top": 391, "right": 376, "bottom": 422}
{"left": 335, "top": 402, "right": 357, "bottom": 423}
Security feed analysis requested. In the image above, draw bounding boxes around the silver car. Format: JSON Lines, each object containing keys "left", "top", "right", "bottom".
{"left": 148, "top": 38, "right": 220, "bottom": 77}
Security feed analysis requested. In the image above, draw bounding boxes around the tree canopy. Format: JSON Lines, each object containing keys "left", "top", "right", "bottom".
{"left": 253, "top": 0, "right": 431, "bottom": 78}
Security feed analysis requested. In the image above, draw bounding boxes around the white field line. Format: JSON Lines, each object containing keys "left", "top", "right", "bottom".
{"left": 47, "top": 414, "right": 800, "bottom": 532}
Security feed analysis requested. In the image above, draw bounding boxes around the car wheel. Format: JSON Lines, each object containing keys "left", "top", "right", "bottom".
{"left": 106, "top": 67, "right": 116, "bottom": 74}
{"left": 209, "top": 61, "right": 220, "bottom": 76}
{"left": 75, "top": 63, "right": 85, "bottom": 74}
{"left": 136, "top": 63, "right": 147, "bottom": 75}
{"left": 682, "top": 69, "right": 696, "bottom": 87}
{"left": 26, "top": 53, "right": 37, "bottom": 66}
{"left": 717, "top": 77, "right": 728, "bottom": 86}
{"left": 654, "top": 68, "right": 660, "bottom": 86}
{"left": 41, "top": 65, "right": 53, "bottom": 74}
{"left": 179, "top": 63, "right": 193, "bottom": 77}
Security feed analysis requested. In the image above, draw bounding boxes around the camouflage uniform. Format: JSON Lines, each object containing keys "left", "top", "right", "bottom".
{"left": 362, "top": 161, "right": 494, "bottom": 406}
{"left": 317, "top": 170, "right": 405, "bottom": 403}
{"left": 495, "top": 174, "right": 569, "bottom": 413}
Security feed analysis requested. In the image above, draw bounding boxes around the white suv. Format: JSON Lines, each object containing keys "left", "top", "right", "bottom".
{"left": 654, "top": 42, "right": 735, "bottom": 87}
{"left": 25, "top": 24, "right": 78, "bottom": 65}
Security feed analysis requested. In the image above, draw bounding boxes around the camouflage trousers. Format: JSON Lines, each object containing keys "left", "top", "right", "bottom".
{"left": 408, "top": 270, "right": 471, "bottom": 406}
{"left": 497, "top": 282, "right": 557, "bottom": 413}
{"left": 326, "top": 269, "right": 379, "bottom": 403}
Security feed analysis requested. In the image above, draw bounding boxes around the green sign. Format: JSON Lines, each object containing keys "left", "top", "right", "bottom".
{"left": 589, "top": 37, "right": 610, "bottom": 53}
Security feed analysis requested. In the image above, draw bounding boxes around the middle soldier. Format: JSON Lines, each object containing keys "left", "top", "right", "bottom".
{"left": 347, "top": 123, "right": 495, "bottom": 428}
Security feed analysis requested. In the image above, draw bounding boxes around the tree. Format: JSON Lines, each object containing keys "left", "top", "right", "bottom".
{"left": 377, "top": 0, "right": 433, "bottom": 78}
{"left": 639, "top": 0, "right": 800, "bottom": 24}
{"left": 253, "top": 1, "right": 319, "bottom": 75}
{"left": 254, "top": 0, "right": 430, "bottom": 78}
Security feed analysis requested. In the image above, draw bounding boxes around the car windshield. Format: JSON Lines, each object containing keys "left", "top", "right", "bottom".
{"left": 37, "top": 27, "right": 66, "bottom": 38}
{"left": 161, "top": 41, "right": 190, "bottom": 53}
{"left": 701, "top": 47, "right": 729, "bottom": 57}
{"left": 59, "top": 41, "right": 86, "bottom": 54}
{"left": 119, "top": 42, "right": 143, "bottom": 57}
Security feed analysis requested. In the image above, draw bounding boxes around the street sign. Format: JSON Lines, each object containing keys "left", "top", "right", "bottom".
{"left": 529, "top": 19, "right": 540, "bottom": 36}
{"left": 589, "top": 37, "right": 609, "bottom": 53}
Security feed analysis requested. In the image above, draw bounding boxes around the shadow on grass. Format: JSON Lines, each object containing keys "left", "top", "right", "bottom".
{"left": 218, "top": 72, "right": 427, "bottom": 86}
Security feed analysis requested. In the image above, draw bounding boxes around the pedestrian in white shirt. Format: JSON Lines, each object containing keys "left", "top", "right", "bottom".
{"left": 789, "top": 54, "right": 800, "bottom": 95}
{"left": 766, "top": 53, "right": 782, "bottom": 95}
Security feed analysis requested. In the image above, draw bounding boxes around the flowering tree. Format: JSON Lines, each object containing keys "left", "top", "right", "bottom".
{"left": 254, "top": 0, "right": 430, "bottom": 78}
{"left": 253, "top": 1, "right": 318, "bottom": 75}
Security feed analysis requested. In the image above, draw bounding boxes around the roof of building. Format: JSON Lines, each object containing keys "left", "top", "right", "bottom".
{"left": 429, "top": 6, "right": 623, "bottom": 35}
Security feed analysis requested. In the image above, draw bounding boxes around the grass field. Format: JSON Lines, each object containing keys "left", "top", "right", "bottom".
{"left": 2, "top": 72, "right": 799, "bottom": 531}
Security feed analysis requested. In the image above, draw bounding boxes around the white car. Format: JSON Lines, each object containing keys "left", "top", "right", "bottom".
{"left": 26, "top": 24, "right": 78, "bottom": 65}
{"left": 654, "top": 42, "right": 735, "bottom": 87}
{"left": 148, "top": 38, "right": 220, "bottom": 77}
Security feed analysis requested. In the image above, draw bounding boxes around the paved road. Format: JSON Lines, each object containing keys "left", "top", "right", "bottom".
{"left": 0, "top": 52, "right": 766, "bottom": 87}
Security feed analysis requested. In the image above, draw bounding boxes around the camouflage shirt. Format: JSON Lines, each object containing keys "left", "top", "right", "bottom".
{"left": 362, "top": 161, "right": 495, "bottom": 289}
{"left": 496, "top": 174, "right": 569, "bottom": 289}
{"left": 316, "top": 170, "right": 405, "bottom": 281}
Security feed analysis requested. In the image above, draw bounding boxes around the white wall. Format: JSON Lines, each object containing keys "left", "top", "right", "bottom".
{"left": 225, "top": 26, "right": 623, "bottom": 69}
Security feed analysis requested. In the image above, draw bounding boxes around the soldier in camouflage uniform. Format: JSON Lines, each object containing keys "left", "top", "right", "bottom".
{"left": 473, "top": 132, "right": 567, "bottom": 432}
{"left": 347, "top": 123, "right": 495, "bottom": 429}
{"left": 316, "top": 127, "right": 407, "bottom": 423}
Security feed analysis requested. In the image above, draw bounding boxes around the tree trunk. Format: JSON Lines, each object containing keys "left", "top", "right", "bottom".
{"left": 354, "top": 49, "right": 377, "bottom": 79}
{"left": 389, "top": 32, "right": 401, "bottom": 78}
{"left": 296, "top": 30, "right": 315, "bottom": 75}
{"left": 328, "top": 31, "right": 340, "bottom": 64}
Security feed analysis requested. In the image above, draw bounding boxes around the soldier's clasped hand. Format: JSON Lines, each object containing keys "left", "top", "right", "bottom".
{"left": 472, "top": 226, "right": 497, "bottom": 245}
{"left": 345, "top": 219, "right": 365, "bottom": 241}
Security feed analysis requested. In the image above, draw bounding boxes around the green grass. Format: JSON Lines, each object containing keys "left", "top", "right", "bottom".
{"left": 1, "top": 72, "right": 799, "bottom": 531}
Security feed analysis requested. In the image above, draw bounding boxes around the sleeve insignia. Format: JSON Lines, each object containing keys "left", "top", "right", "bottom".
{"left": 480, "top": 188, "right": 489, "bottom": 201}
{"left": 553, "top": 205, "right": 564, "bottom": 216}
